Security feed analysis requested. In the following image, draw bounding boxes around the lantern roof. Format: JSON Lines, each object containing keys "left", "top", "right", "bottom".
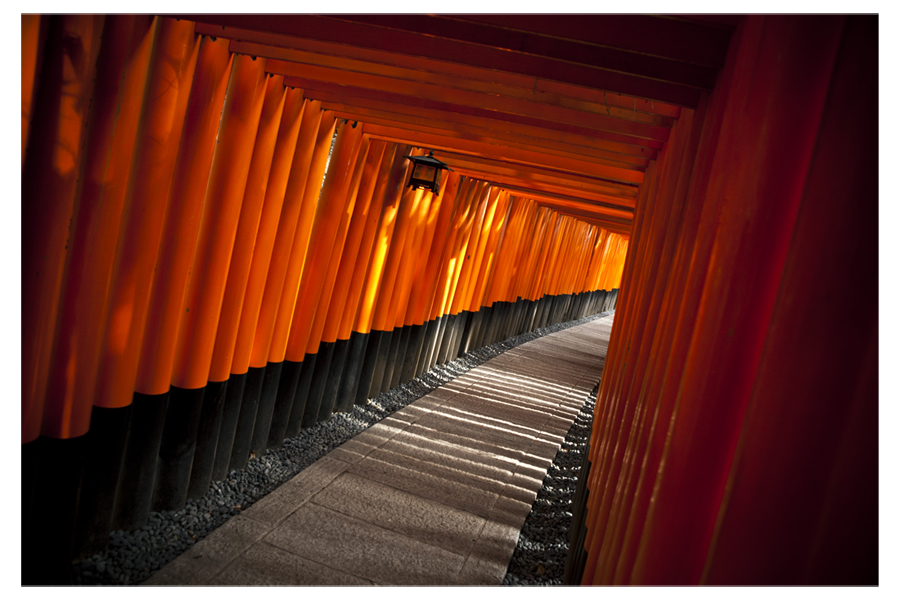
{"left": 403, "top": 150, "right": 454, "bottom": 172}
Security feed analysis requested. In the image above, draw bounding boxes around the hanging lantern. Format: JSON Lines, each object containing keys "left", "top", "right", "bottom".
{"left": 404, "top": 150, "right": 453, "bottom": 194}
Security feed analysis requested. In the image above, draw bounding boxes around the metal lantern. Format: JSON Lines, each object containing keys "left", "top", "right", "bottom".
{"left": 404, "top": 150, "right": 453, "bottom": 194}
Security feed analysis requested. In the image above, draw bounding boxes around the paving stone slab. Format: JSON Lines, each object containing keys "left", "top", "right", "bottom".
{"left": 265, "top": 503, "right": 467, "bottom": 586}
{"left": 311, "top": 472, "right": 486, "bottom": 557}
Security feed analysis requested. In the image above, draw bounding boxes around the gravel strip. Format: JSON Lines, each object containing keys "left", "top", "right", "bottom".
{"left": 502, "top": 380, "right": 599, "bottom": 586}
{"left": 72, "top": 310, "right": 612, "bottom": 585}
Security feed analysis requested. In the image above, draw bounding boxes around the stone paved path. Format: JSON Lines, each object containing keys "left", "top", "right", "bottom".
{"left": 145, "top": 314, "right": 614, "bottom": 585}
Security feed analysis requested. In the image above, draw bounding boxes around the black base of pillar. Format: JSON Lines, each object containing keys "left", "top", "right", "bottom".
{"left": 22, "top": 434, "right": 88, "bottom": 585}
{"left": 153, "top": 386, "right": 206, "bottom": 512}
{"left": 212, "top": 372, "right": 246, "bottom": 482}
{"left": 267, "top": 359, "right": 303, "bottom": 449}
{"left": 428, "top": 315, "right": 447, "bottom": 369}
{"left": 368, "top": 329, "right": 392, "bottom": 398}
{"left": 389, "top": 325, "right": 410, "bottom": 390}
{"left": 72, "top": 404, "right": 132, "bottom": 560}
{"left": 436, "top": 313, "right": 457, "bottom": 364}
{"left": 337, "top": 331, "right": 367, "bottom": 412}
{"left": 286, "top": 353, "right": 316, "bottom": 438}
{"left": 400, "top": 323, "right": 425, "bottom": 384}
{"left": 229, "top": 366, "right": 265, "bottom": 471}
{"left": 319, "top": 337, "right": 350, "bottom": 420}
{"left": 357, "top": 329, "right": 383, "bottom": 404}
{"left": 302, "top": 342, "right": 334, "bottom": 428}
{"left": 376, "top": 328, "right": 399, "bottom": 394}
{"left": 113, "top": 391, "right": 168, "bottom": 531}
{"left": 188, "top": 380, "right": 228, "bottom": 500}
{"left": 416, "top": 318, "right": 438, "bottom": 376}
{"left": 451, "top": 311, "right": 470, "bottom": 359}
{"left": 250, "top": 361, "right": 283, "bottom": 457}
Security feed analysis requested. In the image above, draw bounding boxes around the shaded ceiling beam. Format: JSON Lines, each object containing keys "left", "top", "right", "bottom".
{"left": 331, "top": 15, "right": 719, "bottom": 89}
{"left": 527, "top": 200, "right": 634, "bottom": 234}
{"left": 267, "top": 58, "right": 670, "bottom": 142}
{"left": 277, "top": 72, "right": 665, "bottom": 150}
{"left": 183, "top": 14, "right": 704, "bottom": 106}
{"left": 447, "top": 165, "right": 638, "bottom": 206}
{"left": 229, "top": 40, "right": 678, "bottom": 130}
{"left": 325, "top": 104, "right": 651, "bottom": 170}
{"left": 196, "top": 23, "right": 682, "bottom": 119}
{"left": 477, "top": 184, "right": 636, "bottom": 216}
{"left": 570, "top": 216, "right": 633, "bottom": 237}
{"left": 303, "top": 90, "right": 658, "bottom": 162}
{"left": 434, "top": 152, "right": 638, "bottom": 201}
{"left": 360, "top": 122, "right": 644, "bottom": 189}
{"left": 449, "top": 14, "right": 733, "bottom": 68}
{"left": 447, "top": 167, "right": 638, "bottom": 209}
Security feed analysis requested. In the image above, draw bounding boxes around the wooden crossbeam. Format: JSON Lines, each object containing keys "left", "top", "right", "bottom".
{"left": 361, "top": 123, "right": 643, "bottom": 189}
{"left": 330, "top": 15, "right": 720, "bottom": 89}
{"left": 183, "top": 15, "right": 704, "bottom": 106}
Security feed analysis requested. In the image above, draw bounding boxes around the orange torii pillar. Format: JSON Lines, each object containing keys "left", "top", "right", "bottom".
{"left": 201, "top": 73, "right": 288, "bottom": 492}
{"left": 283, "top": 121, "right": 367, "bottom": 431}
{"left": 357, "top": 149, "right": 420, "bottom": 399}
{"left": 21, "top": 17, "right": 198, "bottom": 584}
{"left": 566, "top": 15, "right": 875, "bottom": 585}
{"left": 155, "top": 53, "right": 268, "bottom": 512}
{"left": 369, "top": 185, "right": 426, "bottom": 396}
{"left": 228, "top": 107, "right": 334, "bottom": 470}
{"left": 211, "top": 88, "right": 307, "bottom": 475}
{"left": 118, "top": 35, "right": 234, "bottom": 522}
{"left": 383, "top": 185, "right": 436, "bottom": 391}
{"left": 399, "top": 172, "right": 462, "bottom": 383}
{"left": 416, "top": 175, "right": 473, "bottom": 373}
{"left": 334, "top": 143, "right": 404, "bottom": 408}
{"left": 314, "top": 140, "right": 389, "bottom": 418}
{"left": 348, "top": 144, "right": 411, "bottom": 405}
{"left": 433, "top": 179, "right": 488, "bottom": 366}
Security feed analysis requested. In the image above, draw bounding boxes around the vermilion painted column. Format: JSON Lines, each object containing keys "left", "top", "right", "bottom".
{"left": 39, "top": 16, "right": 158, "bottom": 561}
{"left": 445, "top": 181, "right": 490, "bottom": 359}
{"left": 590, "top": 106, "right": 703, "bottom": 584}
{"left": 92, "top": 21, "right": 200, "bottom": 537}
{"left": 266, "top": 111, "right": 338, "bottom": 368}
{"left": 388, "top": 187, "right": 433, "bottom": 387}
{"left": 208, "top": 75, "right": 288, "bottom": 386}
{"left": 425, "top": 176, "right": 476, "bottom": 369}
{"left": 317, "top": 140, "right": 388, "bottom": 416}
{"left": 368, "top": 183, "right": 423, "bottom": 394}
{"left": 348, "top": 143, "right": 409, "bottom": 405}
{"left": 155, "top": 53, "right": 268, "bottom": 512}
{"left": 402, "top": 171, "right": 461, "bottom": 379}
{"left": 282, "top": 121, "right": 365, "bottom": 429}
{"left": 42, "top": 16, "right": 157, "bottom": 440}
{"left": 22, "top": 14, "right": 105, "bottom": 444}
{"left": 183, "top": 74, "right": 287, "bottom": 499}
{"left": 248, "top": 105, "right": 329, "bottom": 372}
{"left": 333, "top": 143, "right": 396, "bottom": 408}
{"left": 217, "top": 88, "right": 306, "bottom": 474}
{"left": 135, "top": 36, "right": 232, "bottom": 398}
{"left": 21, "top": 14, "right": 46, "bottom": 169}
{"left": 630, "top": 16, "right": 847, "bottom": 585}
{"left": 93, "top": 19, "right": 198, "bottom": 412}
{"left": 302, "top": 136, "right": 372, "bottom": 424}
{"left": 24, "top": 17, "right": 196, "bottom": 582}
{"left": 228, "top": 89, "right": 307, "bottom": 381}
{"left": 21, "top": 16, "right": 141, "bottom": 581}
{"left": 701, "top": 16, "right": 876, "bottom": 585}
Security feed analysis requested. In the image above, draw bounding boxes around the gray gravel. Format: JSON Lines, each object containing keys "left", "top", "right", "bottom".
{"left": 502, "top": 380, "right": 598, "bottom": 586}
{"left": 72, "top": 310, "right": 612, "bottom": 585}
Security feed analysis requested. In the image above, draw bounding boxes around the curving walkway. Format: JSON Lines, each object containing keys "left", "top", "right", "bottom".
{"left": 145, "top": 314, "right": 614, "bottom": 586}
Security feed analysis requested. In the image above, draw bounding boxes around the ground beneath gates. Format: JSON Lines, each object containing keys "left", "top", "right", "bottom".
{"left": 144, "top": 314, "right": 614, "bottom": 585}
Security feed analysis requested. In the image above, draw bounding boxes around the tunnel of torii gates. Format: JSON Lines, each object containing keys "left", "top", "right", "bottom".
{"left": 21, "top": 13, "right": 877, "bottom": 585}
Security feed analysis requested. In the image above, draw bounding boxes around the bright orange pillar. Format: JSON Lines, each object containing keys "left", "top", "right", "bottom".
{"left": 92, "top": 19, "right": 198, "bottom": 412}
